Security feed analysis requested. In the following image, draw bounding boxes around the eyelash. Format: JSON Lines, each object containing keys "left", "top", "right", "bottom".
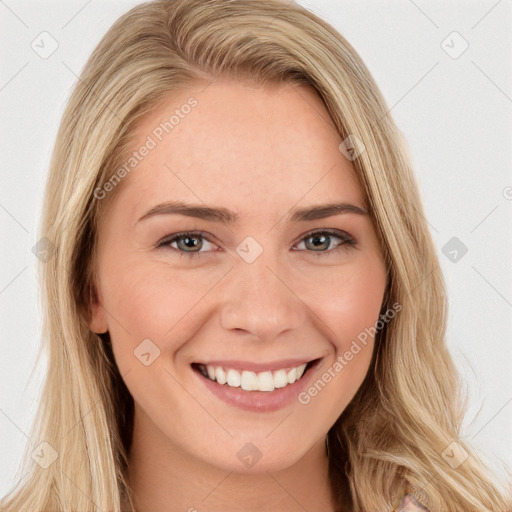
{"left": 156, "top": 229, "right": 357, "bottom": 259}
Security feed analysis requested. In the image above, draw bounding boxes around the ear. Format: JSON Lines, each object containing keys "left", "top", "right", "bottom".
{"left": 87, "top": 282, "right": 109, "bottom": 334}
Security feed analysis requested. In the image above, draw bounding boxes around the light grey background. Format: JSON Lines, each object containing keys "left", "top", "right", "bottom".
{"left": 1, "top": 0, "right": 511, "bottom": 497}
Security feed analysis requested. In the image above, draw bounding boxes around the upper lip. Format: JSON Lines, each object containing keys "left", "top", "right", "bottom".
{"left": 192, "top": 358, "right": 320, "bottom": 373}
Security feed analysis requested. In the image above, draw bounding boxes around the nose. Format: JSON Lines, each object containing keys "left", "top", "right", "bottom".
{"left": 219, "top": 254, "right": 305, "bottom": 341}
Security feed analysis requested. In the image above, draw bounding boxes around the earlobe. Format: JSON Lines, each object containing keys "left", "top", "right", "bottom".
{"left": 87, "top": 283, "right": 109, "bottom": 334}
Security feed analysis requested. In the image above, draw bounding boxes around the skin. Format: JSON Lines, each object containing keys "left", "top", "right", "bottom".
{"left": 89, "top": 79, "right": 388, "bottom": 512}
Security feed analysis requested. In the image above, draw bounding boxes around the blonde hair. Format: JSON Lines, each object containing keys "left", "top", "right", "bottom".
{"left": 2, "top": 0, "right": 511, "bottom": 510}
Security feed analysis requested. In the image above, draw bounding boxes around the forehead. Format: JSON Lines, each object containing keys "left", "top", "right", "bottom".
{"left": 116, "top": 79, "right": 365, "bottom": 218}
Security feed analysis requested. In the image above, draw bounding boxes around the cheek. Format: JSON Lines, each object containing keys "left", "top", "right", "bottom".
{"left": 299, "top": 255, "right": 386, "bottom": 408}
{"left": 98, "top": 258, "right": 215, "bottom": 415}
{"left": 98, "top": 254, "right": 221, "bottom": 361}
{"left": 308, "top": 254, "right": 387, "bottom": 348}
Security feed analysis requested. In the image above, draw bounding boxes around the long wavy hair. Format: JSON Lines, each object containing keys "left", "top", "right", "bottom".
{"left": 2, "top": 0, "right": 511, "bottom": 511}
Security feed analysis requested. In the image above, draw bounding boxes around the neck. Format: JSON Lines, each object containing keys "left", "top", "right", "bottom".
{"left": 125, "top": 408, "right": 340, "bottom": 512}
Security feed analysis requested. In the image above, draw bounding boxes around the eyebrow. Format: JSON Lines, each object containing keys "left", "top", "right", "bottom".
{"left": 137, "top": 200, "right": 368, "bottom": 224}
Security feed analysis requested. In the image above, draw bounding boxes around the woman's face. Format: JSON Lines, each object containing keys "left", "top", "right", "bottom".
{"left": 89, "top": 79, "right": 388, "bottom": 473}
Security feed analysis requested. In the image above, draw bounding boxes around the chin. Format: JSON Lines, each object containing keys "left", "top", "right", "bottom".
{"left": 188, "top": 433, "right": 317, "bottom": 475}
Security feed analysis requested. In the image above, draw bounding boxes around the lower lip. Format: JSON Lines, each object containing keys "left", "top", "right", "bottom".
{"left": 193, "top": 361, "right": 321, "bottom": 412}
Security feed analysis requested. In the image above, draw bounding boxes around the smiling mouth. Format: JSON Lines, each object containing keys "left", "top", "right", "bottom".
{"left": 191, "top": 360, "right": 319, "bottom": 392}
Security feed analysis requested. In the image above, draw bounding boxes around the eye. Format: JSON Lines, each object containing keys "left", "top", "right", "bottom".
{"left": 156, "top": 231, "right": 217, "bottom": 257}
{"left": 293, "top": 229, "right": 357, "bottom": 255}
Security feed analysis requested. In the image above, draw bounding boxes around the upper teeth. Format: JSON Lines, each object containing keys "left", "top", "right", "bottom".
{"left": 203, "top": 363, "right": 308, "bottom": 392}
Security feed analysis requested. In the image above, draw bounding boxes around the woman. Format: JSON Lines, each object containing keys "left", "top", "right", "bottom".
{"left": 2, "top": 0, "right": 511, "bottom": 511}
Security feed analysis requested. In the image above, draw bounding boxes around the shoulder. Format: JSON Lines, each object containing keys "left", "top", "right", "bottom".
{"left": 395, "top": 492, "right": 430, "bottom": 511}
